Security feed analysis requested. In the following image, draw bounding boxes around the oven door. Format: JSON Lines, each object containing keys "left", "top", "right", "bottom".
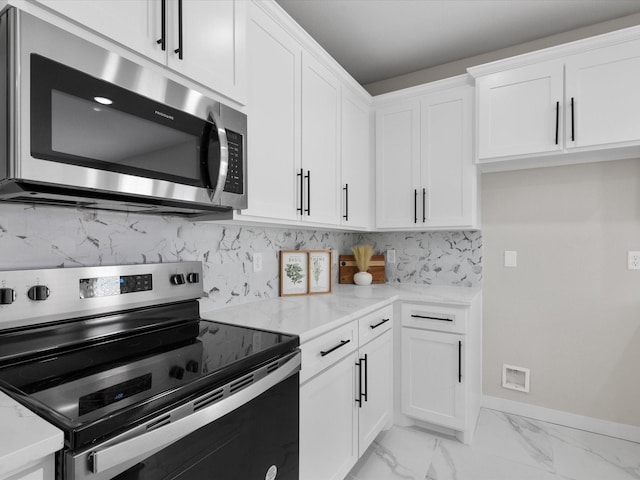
{"left": 64, "top": 351, "right": 300, "bottom": 480}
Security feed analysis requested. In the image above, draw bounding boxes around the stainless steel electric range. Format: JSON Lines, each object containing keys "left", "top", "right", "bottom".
{"left": 0, "top": 262, "right": 300, "bottom": 480}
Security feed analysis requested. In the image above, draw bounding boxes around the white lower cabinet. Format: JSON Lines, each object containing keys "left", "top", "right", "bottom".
{"left": 399, "top": 299, "right": 482, "bottom": 444}
{"left": 300, "top": 306, "right": 393, "bottom": 480}
{"left": 401, "top": 328, "right": 465, "bottom": 429}
{"left": 4, "top": 455, "right": 54, "bottom": 480}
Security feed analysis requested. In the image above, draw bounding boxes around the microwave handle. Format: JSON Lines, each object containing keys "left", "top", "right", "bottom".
{"left": 206, "top": 109, "right": 229, "bottom": 203}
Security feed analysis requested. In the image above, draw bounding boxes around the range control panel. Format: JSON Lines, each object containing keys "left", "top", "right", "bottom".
{"left": 0, "top": 262, "right": 204, "bottom": 330}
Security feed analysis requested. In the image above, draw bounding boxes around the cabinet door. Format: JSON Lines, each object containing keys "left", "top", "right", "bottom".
{"left": 477, "top": 60, "right": 564, "bottom": 160}
{"left": 301, "top": 53, "right": 341, "bottom": 226}
{"left": 358, "top": 330, "right": 392, "bottom": 456}
{"left": 34, "top": 0, "right": 164, "bottom": 62}
{"left": 168, "top": 0, "right": 246, "bottom": 101}
{"left": 300, "top": 352, "right": 358, "bottom": 480}
{"left": 565, "top": 38, "right": 640, "bottom": 150}
{"left": 401, "top": 328, "right": 465, "bottom": 430}
{"left": 420, "top": 85, "right": 475, "bottom": 228}
{"left": 341, "top": 89, "right": 372, "bottom": 229}
{"left": 375, "top": 100, "right": 421, "bottom": 228}
{"left": 238, "top": 2, "right": 301, "bottom": 221}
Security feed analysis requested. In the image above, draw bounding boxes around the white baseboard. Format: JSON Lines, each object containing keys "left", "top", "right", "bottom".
{"left": 482, "top": 395, "right": 640, "bottom": 444}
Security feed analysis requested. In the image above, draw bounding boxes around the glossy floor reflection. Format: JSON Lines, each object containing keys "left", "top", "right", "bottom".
{"left": 346, "top": 408, "right": 640, "bottom": 480}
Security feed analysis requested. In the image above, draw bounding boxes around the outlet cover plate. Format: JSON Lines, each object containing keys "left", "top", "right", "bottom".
{"left": 628, "top": 251, "right": 640, "bottom": 270}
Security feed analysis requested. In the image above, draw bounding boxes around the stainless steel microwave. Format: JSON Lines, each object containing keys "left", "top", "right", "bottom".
{"left": 0, "top": 8, "right": 247, "bottom": 218}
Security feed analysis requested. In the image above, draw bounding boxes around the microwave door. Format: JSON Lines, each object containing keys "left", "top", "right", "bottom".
{"left": 202, "top": 110, "right": 229, "bottom": 204}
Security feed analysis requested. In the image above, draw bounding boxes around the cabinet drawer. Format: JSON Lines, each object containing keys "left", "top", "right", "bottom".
{"left": 401, "top": 303, "right": 467, "bottom": 334}
{"left": 358, "top": 305, "right": 393, "bottom": 346}
{"left": 300, "top": 321, "right": 358, "bottom": 383}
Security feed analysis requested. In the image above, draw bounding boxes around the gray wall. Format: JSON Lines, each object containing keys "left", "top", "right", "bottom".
{"left": 481, "top": 158, "right": 640, "bottom": 426}
{"left": 365, "top": 12, "right": 640, "bottom": 96}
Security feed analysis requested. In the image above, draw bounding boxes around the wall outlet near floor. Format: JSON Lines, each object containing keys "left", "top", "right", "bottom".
{"left": 502, "top": 364, "right": 530, "bottom": 393}
{"left": 253, "top": 252, "right": 263, "bottom": 273}
{"left": 386, "top": 249, "right": 396, "bottom": 264}
{"left": 628, "top": 251, "right": 640, "bottom": 270}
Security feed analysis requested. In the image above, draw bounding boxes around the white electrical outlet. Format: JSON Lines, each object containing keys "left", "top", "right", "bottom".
{"left": 386, "top": 249, "right": 396, "bottom": 264}
{"left": 504, "top": 250, "right": 517, "bottom": 268}
{"left": 628, "top": 251, "right": 640, "bottom": 270}
{"left": 253, "top": 253, "right": 263, "bottom": 273}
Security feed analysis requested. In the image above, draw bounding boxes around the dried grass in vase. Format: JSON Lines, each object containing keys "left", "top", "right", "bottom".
{"left": 351, "top": 244, "right": 373, "bottom": 272}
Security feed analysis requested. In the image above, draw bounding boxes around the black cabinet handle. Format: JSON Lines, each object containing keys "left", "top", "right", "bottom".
{"left": 343, "top": 184, "right": 349, "bottom": 221}
{"left": 422, "top": 188, "right": 426, "bottom": 222}
{"left": 320, "top": 339, "right": 350, "bottom": 357}
{"left": 410, "top": 314, "right": 453, "bottom": 322}
{"left": 363, "top": 353, "right": 368, "bottom": 402}
{"left": 370, "top": 318, "right": 390, "bottom": 330}
{"left": 571, "top": 97, "right": 575, "bottom": 142}
{"left": 156, "top": 0, "right": 166, "bottom": 50}
{"left": 458, "top": 340, "right": 462, "bottom": 383}
{"left": 555, "top": 101, "right": 559, "bottom": 145}
{"left": 356, "top": 362, "right": 362, "bottom": 407}
{"left": 174, "top": 0, "right": 183, "bottom": 59}
{"left": 414, "top": 189, "right": 417, "bottom": 224}
{"left": 304, "top": 170, "right": 311, "bottom": 215}
{"left": 296, "top": 168, "right": 304, "bottom": 214}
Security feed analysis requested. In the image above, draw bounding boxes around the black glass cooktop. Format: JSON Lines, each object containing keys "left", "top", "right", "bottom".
{"left": 0, "top": 301, "right": 298, "bottom": 449}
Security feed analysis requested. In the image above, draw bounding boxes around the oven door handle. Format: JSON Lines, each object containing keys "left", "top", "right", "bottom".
{"left": 87, "top": 350, "right": 300, "bottom": 476}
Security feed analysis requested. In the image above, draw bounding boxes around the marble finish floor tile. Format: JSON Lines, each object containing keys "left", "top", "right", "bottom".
{"left": 347, "top": 425, "right": 438, "bottom": 480}
{"left": 346, "top": 408, "right": 640, "bottom": 480}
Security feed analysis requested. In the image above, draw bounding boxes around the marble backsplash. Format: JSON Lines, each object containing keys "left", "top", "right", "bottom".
{"left": 0, "top": 204, "right": 481, "bottom": 310}
{"left": 356, "top": 230, "right": 483, "bottom": 287}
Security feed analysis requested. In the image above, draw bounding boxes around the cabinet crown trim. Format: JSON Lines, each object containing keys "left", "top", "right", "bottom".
{"left": 467, "top": 24, "right": 640, "bottom": 79}
{"left": 372, "top": 74, "right": 471, "bottom": 106}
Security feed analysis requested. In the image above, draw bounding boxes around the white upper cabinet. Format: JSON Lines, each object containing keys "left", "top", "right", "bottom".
{"left": 34, "top": 0, "right": 246, "bottom": 102}
{"left": 341, "top": 89, "right": 373, "bottom": 229}
{"left": 301, "top": 52, "right": 342, "bottom": 226}
{"left": 375, "top": 77, "right": 477, "bottom": 230}
{"left": 476, "top": 60, "right": 564, "bottom": 159}
{"left": 565, "top": 38, "right": 640, "bottom": 150}
{"left": 166, "top": 1, "right": 246, "bottom": 102}
{"left": 421, "top": 86, "right": 475, "bottom": 227}
{"left": 375, "top": 100, "right": 421, "bottom": 229}
{"left": 34, "top": 0, "right": 163, "bottom": 61}
{"left": 471, "top": 27, "right": 640, "bottom": 170}
{"left": 239, "top": 1, "right": 301, "bottom": 221}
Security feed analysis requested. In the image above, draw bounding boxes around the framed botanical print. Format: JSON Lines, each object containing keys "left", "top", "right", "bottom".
{"left": 308, "top": 250, "right": 332, "bottom": 294}
{"left": 279, "top": 250, "right": 309, "bottom": 296}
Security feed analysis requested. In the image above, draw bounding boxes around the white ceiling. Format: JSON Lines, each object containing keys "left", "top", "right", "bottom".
{"left": 275, "top": 0, "right": 640, "bottom": 85}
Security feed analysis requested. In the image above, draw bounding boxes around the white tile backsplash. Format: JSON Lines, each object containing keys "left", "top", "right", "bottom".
{"left": 0, "top": 204, "right": 481, "bottom": 308}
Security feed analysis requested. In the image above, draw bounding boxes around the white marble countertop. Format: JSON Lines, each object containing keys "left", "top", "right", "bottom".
{"left": 0, "top": 392, "right": 63, "bottom": 478}
{"left": 201, "top": 283, "right": 481, "bottom": 343}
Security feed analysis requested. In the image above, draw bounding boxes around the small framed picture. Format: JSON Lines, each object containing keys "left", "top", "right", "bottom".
{"left": 308, "top": 250, "right": 332, "bottom": 294}
{"left": 279, "top": 251, "right": 309, "bottom": 296}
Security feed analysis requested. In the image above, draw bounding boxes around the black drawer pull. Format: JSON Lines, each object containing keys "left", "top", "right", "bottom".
{"left": 458, "top": 340, "right": 462, "bottom": 383}
{"left": 320, "top": 339, "right": 350, "bottom": 357}
{"left": 410, "top": 314, "right": 453, "bottom": 322}
{"left": 370, "top": 318, "right": 390, "bottom": 330}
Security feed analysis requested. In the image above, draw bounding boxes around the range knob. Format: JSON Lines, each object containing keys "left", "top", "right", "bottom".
{"left": 0, "top": 288, "right": 16, "bottom": 305}
{"left": 186, "top": 360, "right": 200, "bottom": 373}
{"left": 169, "top": 366, "right": 185, "bottom": 380}
{"left": 27, "top": 285, "right": 50, "bottom": 301}
{"left": 186, "top": 272, "right": 200, "bottom": 284}
{"left": 170, "top": 274, "right": 186, "bottom": 286}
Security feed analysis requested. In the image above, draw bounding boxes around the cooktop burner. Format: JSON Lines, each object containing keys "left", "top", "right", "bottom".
{"left": 0, "top": 262, "right": 299, "bottom": 450}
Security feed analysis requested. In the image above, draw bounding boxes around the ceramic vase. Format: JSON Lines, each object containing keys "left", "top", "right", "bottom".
{"left": 353, "top": 271, "right": 372, "bottom": 286}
